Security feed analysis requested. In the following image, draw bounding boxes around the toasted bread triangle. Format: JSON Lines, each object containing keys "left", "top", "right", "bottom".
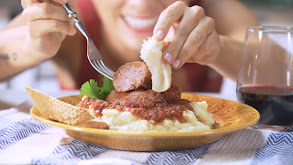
{"left": 26, "top": 87, "right": 94, "bottom": 125}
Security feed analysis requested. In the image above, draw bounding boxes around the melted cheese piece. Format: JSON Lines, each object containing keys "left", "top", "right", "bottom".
{"left": 140, "top": 37, "right": 171, "bottom": 92}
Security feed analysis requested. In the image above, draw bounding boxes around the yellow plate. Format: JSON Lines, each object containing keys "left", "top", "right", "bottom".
{"left": 30, "top": 93, "right": 260, "bottom": 151}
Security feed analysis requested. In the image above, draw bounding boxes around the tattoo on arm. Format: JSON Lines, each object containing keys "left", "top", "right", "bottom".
{"left": 0, "top": 53, "right": 17, "bottom": 61}
{"left": 0, "top": 54, "right": 9, "bottom": 60}
{"left": 11, "top": 53, "right": 17, "bottom": 61}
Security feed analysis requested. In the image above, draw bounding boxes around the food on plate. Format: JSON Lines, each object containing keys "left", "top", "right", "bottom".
{"left": 113, "top": 61, "right": 151, "bottom": 92}
{"left": 77, "top": 36, "right": 214, "bottom": 132}
{"left": 78, "top": 82, "right": 214, "bottom": 132}
{"left": 26, "top": 87, "right": 94, "bottom": 125}
{"left": 140, "top": 36, "right": 171, "bottom": 92}
{"left": 27, "top": 36, "right": 215, "bottom": 132}
{"left": 106, "top": 85, "right": 182, "bottom": 110}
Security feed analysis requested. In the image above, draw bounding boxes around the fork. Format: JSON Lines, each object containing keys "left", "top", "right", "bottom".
{"left": 62, "top": 3, "right": 114, "bottom": 80}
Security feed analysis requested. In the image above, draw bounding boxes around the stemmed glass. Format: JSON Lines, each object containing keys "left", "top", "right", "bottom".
{"left": 236, "top": 26, "right": 293, "bottom": 131}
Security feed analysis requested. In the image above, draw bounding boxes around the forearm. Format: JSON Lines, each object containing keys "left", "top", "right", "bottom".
{"left": 203, "top": 0, "right": 259, "bottom": 82}
{"left": 0, "top": 0, "right": 76, "bottom": 82}
{"left": 208, "top": 35, "right": 244, "bottom": 82}
{"left": 0, "top": 25, "right": 47, "bottom": 81}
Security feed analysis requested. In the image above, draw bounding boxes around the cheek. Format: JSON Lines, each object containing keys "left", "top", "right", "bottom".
{"left": 93, "top": 0, "right": 124, "bottom": 20}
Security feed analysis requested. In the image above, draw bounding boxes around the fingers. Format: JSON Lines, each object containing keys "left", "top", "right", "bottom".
{"left": 22, "top": 0, "right": 76, "bottom": 38}
{"left": 174, "top": 16, "right": 216, "bottom": 68}
{"left": 29, "top": 20, "right": 76, "bottom": 38}
{"left": 22, "top": 3, "right": 69, "bottom": 22}
{"left": 22, "top": 0, "right": 68, "bottom": 9}
{"left": 161, "top": 6, "right": 206, "bottom": 67}
{"left": 154, "top": 1, "right": 220, "bottom": 69}
{"left": 153, "top": 1, "right": 186, "bottom": 40}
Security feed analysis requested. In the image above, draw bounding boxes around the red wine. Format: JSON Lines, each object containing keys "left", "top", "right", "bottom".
{"left": 236, "top": 85, "right": 293, "bottom": 126}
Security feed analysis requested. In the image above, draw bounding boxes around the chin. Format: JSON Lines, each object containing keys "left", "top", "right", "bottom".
{"left": 123, "top": 35, "right": 149, "bottom": 53}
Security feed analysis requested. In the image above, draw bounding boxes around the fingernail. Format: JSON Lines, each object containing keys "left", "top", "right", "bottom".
{"left": 62, "top": 0, "right": 67, "bottom": 3}
{"left": 155, "top": 30, "right": 164, "bottom": 40}
{"left": 172, "top": 60, "right": 180, "bottom": 68}
{"left": 164, "top": 53, "right": 172, "bottom": 63}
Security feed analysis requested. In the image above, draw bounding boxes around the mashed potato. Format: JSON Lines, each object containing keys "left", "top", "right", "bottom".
{"left": 96, "top": 101, "right": 214, "bottom": 132}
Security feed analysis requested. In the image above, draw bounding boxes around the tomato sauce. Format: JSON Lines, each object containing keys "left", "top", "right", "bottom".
{"left": 78, "top": 96, "right": 192, "bottom": 123}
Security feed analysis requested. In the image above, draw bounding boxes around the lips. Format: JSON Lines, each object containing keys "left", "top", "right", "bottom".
{"left": 123, "top": 15, "right": 158, "bottom": 30}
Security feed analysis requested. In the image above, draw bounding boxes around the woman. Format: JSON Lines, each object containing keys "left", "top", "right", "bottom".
{"left": 0, "top": 0, "right": 258, "bottom": 92}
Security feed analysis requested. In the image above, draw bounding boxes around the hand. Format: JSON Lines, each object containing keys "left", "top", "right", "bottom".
{"left": 153, "top": 1, "right": 221, "bottom": 69}
{"left": 21, "top": 0, "right": 76, "bottom": 58}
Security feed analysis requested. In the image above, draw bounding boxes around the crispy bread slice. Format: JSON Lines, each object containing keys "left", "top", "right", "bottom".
{"left": 26, "top": 87, "right": 94, "bottom": 125}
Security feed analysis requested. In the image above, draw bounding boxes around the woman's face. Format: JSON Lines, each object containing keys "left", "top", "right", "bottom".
{"left": 92, "top": 0, "right": 190, "bottom": 53}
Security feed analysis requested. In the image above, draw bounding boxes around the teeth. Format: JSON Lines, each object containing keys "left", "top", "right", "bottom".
{"left": 124, "top": 16, "right": 158, "bottom": 29}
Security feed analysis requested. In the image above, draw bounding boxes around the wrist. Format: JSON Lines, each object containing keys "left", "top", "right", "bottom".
{"left": 207, "top": 35, "right": 244, "bottom": 81}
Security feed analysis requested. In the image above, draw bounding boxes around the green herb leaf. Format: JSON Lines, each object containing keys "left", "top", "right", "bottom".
{"left": 80, "top": 77, "right": 114, "bottom": 100}
{"left": 100, "top": 77, "right": 115, "bottom": 100}
{"left": 80, "top": 79, "right": 100, "bottom": 98}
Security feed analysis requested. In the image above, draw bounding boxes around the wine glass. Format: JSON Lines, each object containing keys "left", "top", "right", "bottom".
{"left": 236, "top": 26, "right": 293, "bottom": 131}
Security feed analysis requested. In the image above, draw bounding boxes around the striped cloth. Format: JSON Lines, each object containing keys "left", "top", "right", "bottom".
{"left": 1, "top": 101, "right": 293, "bottom": 165}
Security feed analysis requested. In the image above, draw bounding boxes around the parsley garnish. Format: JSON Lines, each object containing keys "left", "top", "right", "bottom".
{"left": 80, "top": 77, "right": 114, "bottom": 100}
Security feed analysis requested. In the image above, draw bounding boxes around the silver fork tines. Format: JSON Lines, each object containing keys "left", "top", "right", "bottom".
{"left": 62, "top": 3, "right": 114, "bottom": 80}
{"left": 91, "top": 59, "right": 114, "bottom": 79}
